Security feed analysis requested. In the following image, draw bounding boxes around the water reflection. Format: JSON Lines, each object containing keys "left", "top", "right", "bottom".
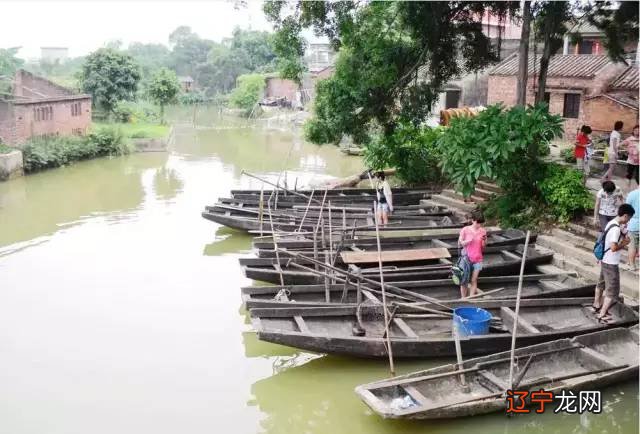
{"left": 203, "top": 228, "right": 252, "bottom": 256}
{"left": 0, "top": 153, "right": 169, "bottom": 248}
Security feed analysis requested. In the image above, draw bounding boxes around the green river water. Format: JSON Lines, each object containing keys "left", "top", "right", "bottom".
{"left": 0, "top": 109, "right": 637, "bottom": 434}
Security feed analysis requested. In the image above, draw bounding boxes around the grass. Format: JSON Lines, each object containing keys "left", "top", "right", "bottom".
{"left": 92, "top": 122, "right": 170, "bottom": 139}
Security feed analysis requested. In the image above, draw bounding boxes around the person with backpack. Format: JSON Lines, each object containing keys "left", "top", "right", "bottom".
{"left": 375, "top": 171, "right": 393, "bottom": 226}
{"left": 592, "top": 203, "right": 635, "bottom": 323}
{"left": 457, "top": 211, "right": 487, "bottom": 298}
{"left": 593, "top": 180, "right": 624, "bottom": 231}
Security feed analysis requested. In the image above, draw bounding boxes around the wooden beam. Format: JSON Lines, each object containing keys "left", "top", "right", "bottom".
{"left": 500, "top": 307, "right": 540, "bottom": 333}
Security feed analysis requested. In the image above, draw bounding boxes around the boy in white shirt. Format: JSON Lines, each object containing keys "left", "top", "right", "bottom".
{"left": 592, "top": 203, "right": 635, "bottom": 322}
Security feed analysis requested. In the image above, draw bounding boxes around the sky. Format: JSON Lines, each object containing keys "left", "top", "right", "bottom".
{"left": 0, "top": 0, "right": 273, "bottom": 60}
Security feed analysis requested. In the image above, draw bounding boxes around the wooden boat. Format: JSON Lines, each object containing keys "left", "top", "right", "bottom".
{"left": 250, "top": 298, "right": 639, "bottom": 358}
{"left": 240, "top": 245, "right": 554, "bottom": 285}
{"left": 230, "top": 187, "right": 417, "bottom": 196}
{"left": 205, "top": 203, "right": 452, "bottom": 221}
{"left": 355, "top": 325, "right": 639, "bottom": 419}
{"left": 240, "top": 273, "right": 593, "bottom": 309}
{"left": 202, "top": 209, "right": 464, "bottom": 233}
{"left": 254, "top": 229, "right": 535, "bottom": 258}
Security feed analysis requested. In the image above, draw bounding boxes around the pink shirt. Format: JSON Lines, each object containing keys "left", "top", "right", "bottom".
{"left": 459, "top": 225, "right": 487, "bottom": 263}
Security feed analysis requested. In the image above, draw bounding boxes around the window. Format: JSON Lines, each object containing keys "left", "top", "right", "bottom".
{"left": 578, "top": 40, "right": 593, "bottom": 54}
{"left": 71, "top": 102, "right": 82, "bottom": 117}
{"left": 445, "top": 90, "right": 461, "bottom": 109}
{"left": 563, "top": 93, "right": 581, "bottom": 118}
{"left": 544, "top": 92, "right": 551, "bottom": 104}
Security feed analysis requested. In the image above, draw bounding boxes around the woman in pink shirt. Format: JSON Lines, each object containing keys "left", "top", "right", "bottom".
{"left": 458, "top": 211, "right": 487, "bottom": 298}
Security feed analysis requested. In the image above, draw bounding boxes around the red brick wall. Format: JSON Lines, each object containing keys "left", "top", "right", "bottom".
{"left": 584, "top": 96, "right": 639, "bottom": 135}
{"left": 12, "top": 97, "right": 92, "bottom": 146}
{"left": 13, "top": 69, "right": 73, "bottom": 99}
{"left": 265, "top": 78, "right": 299, "bottom": 101}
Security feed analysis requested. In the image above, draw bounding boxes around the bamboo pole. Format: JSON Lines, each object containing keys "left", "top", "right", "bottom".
{"left": 296, "top": 189, "right": 315, "bottom": 232}
{"left": 507, "top": 231, "right": 531, "bottom": 391}
{"left": 374, "top": 200, "right": 395, "bottom": 375}
{"left": 267, "top": 199, "right": 285, "bottom": 287}
{"left": 258, "top": 186, "right": 264, "bottom": 237}
{"left": 324, "top": 251, "right": 331, "bottom": 303}
{"left": 241, "top": 170, "right": 321, "bottom": 204}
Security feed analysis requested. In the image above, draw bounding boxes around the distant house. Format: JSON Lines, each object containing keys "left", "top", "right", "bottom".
{"left": 178, "top": 76, "right": 194, "bottom": 93}
{"left": 0, "top": 69, "right": 92, "bottom": 146}
{"left": 487, "top": 54, "right": 638, "bottom": 137}
{"left": 305, "top": 43, "right": 336, "bottom": 74}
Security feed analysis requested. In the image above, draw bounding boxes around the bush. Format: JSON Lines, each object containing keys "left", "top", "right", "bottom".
{"left": 364, "top": 122, "right": 444, "bottom": 184}
{"left": 112, "top": 100, "right": 159, "bottom": 123}
{"left": 229, "top": 74, "right": 265, "bottom": 114}
{"left": 560, "top": 147, "right": 576, "bottom": 164}
{"left": 179, "top": 90, "right": 208, "bottom": 105}
{"left": 539, "top": 163, "right": 593, "bottom": 222}
{"left": 22, "top": 127, "right": 132, "bottom": 173}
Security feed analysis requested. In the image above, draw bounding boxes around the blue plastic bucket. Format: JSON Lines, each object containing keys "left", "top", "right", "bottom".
{"left": 453, "top": 307, "right": 492, "bottom": 337}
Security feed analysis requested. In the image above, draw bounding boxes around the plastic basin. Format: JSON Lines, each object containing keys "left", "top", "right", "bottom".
{"left": 453, "top": 307, "right": 492, "bottom": 337}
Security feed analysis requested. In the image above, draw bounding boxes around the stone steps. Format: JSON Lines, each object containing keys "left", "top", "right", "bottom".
{"left": 442, "top": 189, "right": 485, "bottom": 204}
{"left": 428, "top": 194, "right": 477, "bottom": 213}
{"left": 476, "top": 180, "right": 502, "bottom": 194}
{"left": 473, "top": 187, "right": 496, "bottom": 200}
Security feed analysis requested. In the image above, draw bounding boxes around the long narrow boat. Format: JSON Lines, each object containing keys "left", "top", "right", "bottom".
{"left": 202, "top": 209, "right": 464, "bottom": 233}
{"left": 218, "top": 198, "right": 437, "bottom": 212}
{"left": 229, "top": 191, "right": 429, "bottom": 206}
{"left": 230, "top": 187, "right": 420, "bottom": 196}
{"left": 251, "top": 228, "right": 531, "bottom": 251}
{"left": 254, "top": 230, "right": 536, "bottom": 258}
{"left": 250, "top": 298, "right": 639, "bottom": 358}
{"left": 355, "top": 326, "right": 639, "bottom": 419}
{"left": 240, "top": 245, "right": 554, "bottom": 285}
{"left": 240, "top": 273, "right": 593, "bottom": 309}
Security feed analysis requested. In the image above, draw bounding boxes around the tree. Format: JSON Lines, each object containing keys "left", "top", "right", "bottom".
{"left": 533, "top": 1, "right": 572, "bottom": 104}
{"left": 147, "top": 68, "right": 181, "bottom": 124}
{"left": 168, "top": 26, "right": 214, "bottom": 76}
{"left": 583, "top": 1, "right": 639, "bottom": 63}
{"left": 80, "top": 48, "right": 142, "bottom": 115}
{"left": 228, "top": 73, "right": 265, "bottom": 114}
{"left": 0, "top": 47, "right": 23, "bottom": 78}
{"left": 126, "top": 42, "right": 172, "bottom": 80}
{"left": 265, "top": 1, "right": 519, "bottom": 145}
{"left": 516, "top": 1, "right": 532, "bottom": 106}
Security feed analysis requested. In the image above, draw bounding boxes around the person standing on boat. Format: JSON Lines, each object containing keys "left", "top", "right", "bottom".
{"left": 458, "top": 211, "right": 487, "bottom": 298}
{"left": 375, "top": 172, "right": 393, "bottom": 226}
{"left": 602, "top": 121, "right": 624, "bottom": 181}
{"left": 594, "top": 181, "right": 624, "bottom": 231}
{"left": 592, "top": 203, "right": 635, "bottom": 323}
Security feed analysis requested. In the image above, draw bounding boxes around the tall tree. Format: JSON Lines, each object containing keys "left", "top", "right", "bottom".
{"left": 265, "top": 1, "right": 519, "bottom": 145}
{"left": 534, "top": 1, "right": 572, "bottom": 104}
{"left": 168, "top": 26, "right": 214, "bottom": 76}
{"left": 516, "top": 1, "right": 532, "bottom": 106}
{"left": 583, "top": 0, "right": 639, "bottom": 62}
{"left": 80, "top": 48, "right": 141, "bottom": 115}
{"left": 0, "top": 47, "right": 23, "bottom": 78}
{"left": 147, "top": 68, "right": 181, "bottom": 124}
{"left": 126, "top": 42, "right": 172, "bottom": 80}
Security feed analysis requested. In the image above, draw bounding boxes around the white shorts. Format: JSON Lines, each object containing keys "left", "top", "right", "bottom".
{"left": 377, "top": 203, "right": 389, "bottom": 213}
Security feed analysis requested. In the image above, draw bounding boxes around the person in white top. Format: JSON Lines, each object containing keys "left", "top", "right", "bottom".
{"left": 375, "top": 172, "right": 393, "bottom": 226}
{"left": 592, "top": 203, "right": 635, "bottom": 323}
{"left": 602, "top": 120, "right": 624, "bottom": 181}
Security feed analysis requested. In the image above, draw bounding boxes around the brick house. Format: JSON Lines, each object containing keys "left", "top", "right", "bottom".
{"left": 0, "top": 69, "right": 92, "bottom": 146}
{"left": 487, "top": 54, "right": 638, "bottom": 138}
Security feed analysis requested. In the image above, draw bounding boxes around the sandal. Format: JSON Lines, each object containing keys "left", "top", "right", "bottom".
{"left": 598, "top": 315, "right": 615, "bottom": 324}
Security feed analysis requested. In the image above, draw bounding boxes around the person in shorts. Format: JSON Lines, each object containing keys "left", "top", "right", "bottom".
{"left": 375, "top": 172, "right": 393, "bottom": 225}
{"left": 594, "top": 180, "right": 623, "bottom": 231}
{"left": 623, "top": 124, "right": 639, "bottom": 189}
{"left": 575, "top": 125, "right": 592, "bottom": 182}
{"left": 458, "top": 211, "right": 487, "bottom": 298}
{"left": 592, "top": 203, "right": 635, "bottom": 323}
{"left": 626, "top": 186, "right": 639, "bottom": 271}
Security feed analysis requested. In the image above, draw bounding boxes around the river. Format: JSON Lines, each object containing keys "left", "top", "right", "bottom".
{"left": 0, "top": 109, "right": 637, "bottom": 434}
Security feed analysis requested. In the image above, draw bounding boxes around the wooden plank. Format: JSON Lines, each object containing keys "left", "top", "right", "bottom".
{"left": 294, "top": 316, "right": 310, "bottom": 333}
{"left": 341, "top": 248, "right": 451, "bottom": 264}
{"left": 394, "top": 318, "right": 419, "bottom": 338}
{"left": 349, "top": 246, "right": 365, "bottom": 252}
{"left": 501, "top": 250, "right": 521, "bottom": 260}
{"left": 477, "top": 370, "right": 510, "bottom": 391}
{"left": 578, "top": 347, "right": 617, "bottom": 367}
{"left": 403, "top": 386, "right": 428, "bottom": 406}
{"left": 360, "top": 289, "right": 380, "bottom": 304}
{"left": 500, "top": 307, "right": 540, "bottom": 333}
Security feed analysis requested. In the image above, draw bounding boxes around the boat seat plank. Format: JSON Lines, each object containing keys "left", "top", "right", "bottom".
{"left": 477, "top": 370, "right": 510, "bottom": 391}
{"left": 578, "top": 347, "right": 617, "bottom": 368}
{"left": 501, "top": 250, "right": 521, "bottom": 260}
{"left": 294, "top": 316, "right": 310, "bottom": 333}
{"left": 439, "top": 258, "right": 453, "bottom": 265}
{"left": 431, "top": 239, "right": 452, "bottom": 248}
{"left": 349, "top": 246, "right": 365, "bottom": 252}
{"left": 394, "top": 318, "right": 419, "bottom": 338}
{"left": 341, "top": 248, "right": 451, "bottom": 264}
{"left": 360, "top": 289, "right": 380, "bottom": 304}
{"left": 500, "top": 307, "right": 541, "bottom": 333}
{"left": 403, "top": 386, "right": 428, "bottom": 406}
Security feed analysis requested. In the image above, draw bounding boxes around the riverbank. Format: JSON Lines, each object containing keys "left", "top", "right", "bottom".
{"left": 0, "top": 121, "right": 172, "bottom": 181}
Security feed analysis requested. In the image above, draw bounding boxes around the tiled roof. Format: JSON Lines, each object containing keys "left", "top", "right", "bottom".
{"left": 567, "top": 22, "right": 602, "bottom": 35}
{"left": 490, "top": 54, "right": 612, "bottom": 78}
{"left": 603, "top": 93, "right": 639, "bottom": 110}
{"left": 610, "top": 66, "right": 639, "bottom": 90}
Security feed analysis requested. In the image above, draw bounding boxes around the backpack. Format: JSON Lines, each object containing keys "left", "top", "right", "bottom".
{"left": 451, "top": 251, "right": 472, "bottom": 285}
{"left": 594, "top": 223, "right": 619, "bottom": 261}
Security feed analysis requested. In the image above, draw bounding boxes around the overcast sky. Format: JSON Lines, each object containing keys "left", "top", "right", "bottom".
{"left": 1, "top": 0, "right": 273, "bottom": 59}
